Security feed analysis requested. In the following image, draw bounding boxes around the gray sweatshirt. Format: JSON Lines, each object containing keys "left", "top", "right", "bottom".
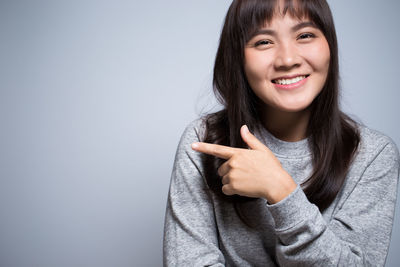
{"left": 163, "top": 118, "right": 400, "bottom": 267}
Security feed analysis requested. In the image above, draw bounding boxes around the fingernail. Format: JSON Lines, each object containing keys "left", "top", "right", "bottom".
{"left": 191, "top": 142, "right": 199, "bottom": 149}
{"left": 243, "top": 125, "right": 249, "bottom": 133}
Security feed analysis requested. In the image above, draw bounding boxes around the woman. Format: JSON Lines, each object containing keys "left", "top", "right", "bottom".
{"left": 163, "top": 0, "right": 400, "bottom": 266}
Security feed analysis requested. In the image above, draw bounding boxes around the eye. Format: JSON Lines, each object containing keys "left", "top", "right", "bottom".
{"left": 254, "top": 39, "right": 273, "bottom": 47}
{"left": 298, "top": 33, "right": 315, "bottom": 40}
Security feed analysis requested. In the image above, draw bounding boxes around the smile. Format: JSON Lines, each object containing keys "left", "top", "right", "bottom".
{"left": 272, "top": 75, "right": 310, "bottom": 90}
{"left": 272, "top": 75, "right": 309, "bottom": 85}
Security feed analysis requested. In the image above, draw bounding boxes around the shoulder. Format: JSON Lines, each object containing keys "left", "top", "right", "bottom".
{"left": 335, "top": 123, "right": 400, "bottom": 210}
{"left": 178, "top": 117, "right": 207, "bottom": 146}
{"left": 347, "top": 123, "right": 400, "bottom": 186}
{"left": 356, "top": 123, "right": 400, "bottom": 164}
{"left": 173, "top": 116, "right": 208, "bottom": 166}
{"left": 171, "top": 117, "right": 210, "bottom": 181}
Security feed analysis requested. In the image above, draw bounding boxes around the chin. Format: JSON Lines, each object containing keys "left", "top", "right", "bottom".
{"left": 281, "top": 107, "right": 307, "bottom": 113}
{"left": 277, "top": 102, "right": 312, "bottom": 113}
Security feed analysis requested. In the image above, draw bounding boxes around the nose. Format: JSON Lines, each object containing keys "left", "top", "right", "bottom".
{"left": 273, "top": 42, "right": 301, "bottom": 70}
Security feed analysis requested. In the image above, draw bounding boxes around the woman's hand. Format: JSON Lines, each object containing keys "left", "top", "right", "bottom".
{"left": 191, "top": 125, "right": 297, "bottom": 204}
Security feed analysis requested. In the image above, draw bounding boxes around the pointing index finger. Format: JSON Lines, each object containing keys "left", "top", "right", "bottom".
{"left": 192, "top": 142, "right": 235, "bottom": 159}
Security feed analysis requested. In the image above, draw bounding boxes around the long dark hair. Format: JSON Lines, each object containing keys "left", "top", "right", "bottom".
{"left": 201, "top": 0, "right": 360, "bottom": 226}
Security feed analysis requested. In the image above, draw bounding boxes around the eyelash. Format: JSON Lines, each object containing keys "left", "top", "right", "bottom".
{"left": 254, "top": 40, "right": 272, "bottom": 47}
{"left": 253, "top": 32, "right": 316, "bottom": 47}
{"left": 298, "top": 32, "right": 315, "bottom": 39}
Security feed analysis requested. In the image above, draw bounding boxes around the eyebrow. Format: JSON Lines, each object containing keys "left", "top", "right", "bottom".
{"left": 252, "top": 21, "right": 318, "bottom": 37}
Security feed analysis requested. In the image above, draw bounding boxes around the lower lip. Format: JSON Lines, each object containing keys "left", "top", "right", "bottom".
{"left": 273, "top": 76, "right": 308, "bottom": 90}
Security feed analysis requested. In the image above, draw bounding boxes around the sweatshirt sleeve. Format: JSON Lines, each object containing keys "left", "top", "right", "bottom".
{"left": 267, "top": 140, "right": 400, "bottom": 267}
{"left": 163, "top": 120, "right": 225, "bottom": 267}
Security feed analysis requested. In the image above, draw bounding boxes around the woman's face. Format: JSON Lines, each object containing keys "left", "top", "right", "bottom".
{"left": 244, "top": 14, "right": 330, "bottom": 114}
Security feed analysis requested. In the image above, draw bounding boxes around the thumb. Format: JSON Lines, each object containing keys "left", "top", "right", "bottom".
{"left": 240, "top": 125, "right": 268, "bottom": 151}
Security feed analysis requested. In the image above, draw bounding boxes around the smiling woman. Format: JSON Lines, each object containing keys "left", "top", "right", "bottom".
{"left": 163, "top": 0, "right": 400, "bottom": 266}
{"left": 243, "top": 15, "right": 330, "bottom": 139}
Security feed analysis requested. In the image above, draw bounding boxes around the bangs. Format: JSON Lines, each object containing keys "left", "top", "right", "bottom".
{"left": 233, "top": 0, "right": 321, "bottom": 42}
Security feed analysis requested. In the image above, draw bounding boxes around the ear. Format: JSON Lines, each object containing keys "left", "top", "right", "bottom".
{"left": 240, "top": 125, "right": 268, "bottom": 151}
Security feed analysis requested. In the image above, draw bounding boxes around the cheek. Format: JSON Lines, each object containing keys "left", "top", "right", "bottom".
{"left": 244, "top": 51, "right": 272, "bottom": 83}
{"left": 307, "top": 40, "right": 330, "bottom": 73}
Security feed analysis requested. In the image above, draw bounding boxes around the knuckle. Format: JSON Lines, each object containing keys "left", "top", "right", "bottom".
{"left": 222, "top": 175, "right": 229, "bottom": 185}
{"left": 228, "top": 169, "right": 237, "bottom": 179}
{"left": 222, "top": 185, "right": 228, "bottom": 194}
{"left": 217, "top": 166, "right": 223, "bottom": 176}
{"left": 229, "top": 181, "right": 237, "bottom": 191}
{"left": 228, "top": 159, "right": 237, "bottom": 168}
{"left": 222, "top": 185, "right": 232, "bottom": 195}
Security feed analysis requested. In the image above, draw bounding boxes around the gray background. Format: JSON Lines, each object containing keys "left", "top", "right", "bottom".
{"left": 0, "top": 0, "right": 399, "bottom": 266}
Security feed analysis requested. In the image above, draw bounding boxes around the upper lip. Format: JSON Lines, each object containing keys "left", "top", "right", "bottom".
{"left": 272, "top": 74, "right": 310, "bottom": 81}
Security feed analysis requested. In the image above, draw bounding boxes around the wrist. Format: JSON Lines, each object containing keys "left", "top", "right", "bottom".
{"left": 265, "top": 171, "right": 297, "bottom": 204}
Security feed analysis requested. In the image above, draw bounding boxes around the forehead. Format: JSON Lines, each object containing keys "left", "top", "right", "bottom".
{"left": 262, "top": 13, "right": 310, "bottom": 29}
{"left": 266, "top": 0, "right": 309, "bottom": 26}
{"left": 240, "top": 0, "right": 315, "bottom": 41}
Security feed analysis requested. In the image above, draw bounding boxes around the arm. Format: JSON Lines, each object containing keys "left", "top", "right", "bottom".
{"left": 163, "top": 121, "right": 225, "bottom": 267}
{"left": 268, "top": 141, "right": 400, "bottom": 266}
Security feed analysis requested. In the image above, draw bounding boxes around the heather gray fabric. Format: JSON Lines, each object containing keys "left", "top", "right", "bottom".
{"left": 163, "top": 117, "right": 400, "bottom": 267}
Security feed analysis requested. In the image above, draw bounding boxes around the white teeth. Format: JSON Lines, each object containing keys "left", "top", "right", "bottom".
{"left": 274, "top": 75, "right": 306, "bottom": 85}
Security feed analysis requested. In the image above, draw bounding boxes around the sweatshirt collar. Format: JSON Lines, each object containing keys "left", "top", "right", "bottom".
{"left": 254, "top": 124, "right": 312, "bottom": 158}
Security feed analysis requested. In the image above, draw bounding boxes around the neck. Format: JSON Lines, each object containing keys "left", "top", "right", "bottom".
{"left": 261, "top": 107, "right": 311, "bottom": 142}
